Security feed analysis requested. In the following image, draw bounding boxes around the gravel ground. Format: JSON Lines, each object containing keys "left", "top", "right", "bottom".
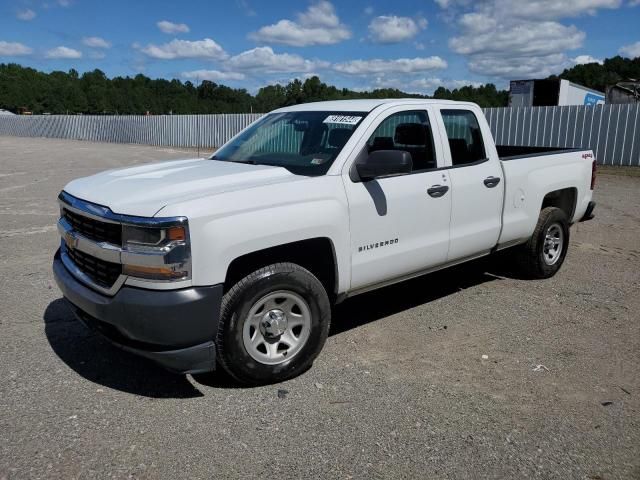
{"left": 1, "top": 137, "right": 638, "bottom": 480}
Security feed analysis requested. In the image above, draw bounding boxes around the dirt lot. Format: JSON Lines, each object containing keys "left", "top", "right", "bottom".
{"left": 1, "top": 136, "right": 639, "bottom": 479}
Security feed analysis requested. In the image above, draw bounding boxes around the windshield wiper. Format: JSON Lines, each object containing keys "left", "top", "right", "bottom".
{"left": 212, "top": 157, "right": 257, "bottom": 165}
{"left": 232, "top": 159, "right": 257, "bottom": 165}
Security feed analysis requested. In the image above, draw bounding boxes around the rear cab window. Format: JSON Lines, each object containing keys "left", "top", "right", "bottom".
{"left": 440, "top": 110, "right": 486, "bottom": 166}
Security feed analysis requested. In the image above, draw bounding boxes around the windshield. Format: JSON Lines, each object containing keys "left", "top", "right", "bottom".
{"left": 211, "top": 111, "right": 367, "bottom": 176}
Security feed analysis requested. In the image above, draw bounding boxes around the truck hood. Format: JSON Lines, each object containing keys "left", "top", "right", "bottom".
{"left": 64, "top": 158, "right": 298, "bottom": 217}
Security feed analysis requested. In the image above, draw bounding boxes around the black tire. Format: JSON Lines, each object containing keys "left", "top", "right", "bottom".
{"left": 215, "top": 262, "right": 331, "bottom": 385}
{"left": 514, "top": 206, "right": 570, "bottom": 279}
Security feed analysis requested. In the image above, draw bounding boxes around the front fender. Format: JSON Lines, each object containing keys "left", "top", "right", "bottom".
{"left": 159, "top": 176, "right": 351, "bottom": 293}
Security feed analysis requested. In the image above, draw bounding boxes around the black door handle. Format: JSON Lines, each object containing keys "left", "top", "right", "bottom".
{"left": 427, "top": 184, "right": 449, "bottom": 198}
{"left": 484, "top": 176, "right": 501, "bottom": 188}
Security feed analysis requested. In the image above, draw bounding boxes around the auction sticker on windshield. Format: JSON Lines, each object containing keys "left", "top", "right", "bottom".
{"left": 323, "top": 115, "right": 362, "bottom": 125}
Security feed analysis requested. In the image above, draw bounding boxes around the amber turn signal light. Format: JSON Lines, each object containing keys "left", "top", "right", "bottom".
{"left": 167, "top": 226, "right": 186, "bottom": 241}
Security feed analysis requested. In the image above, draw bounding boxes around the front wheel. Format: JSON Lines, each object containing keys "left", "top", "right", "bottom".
{"left": 514, "top": 207, "right": 570, "bottom": 279}
{"left": 215, "top": 263, "right": 331, "bottom": 385}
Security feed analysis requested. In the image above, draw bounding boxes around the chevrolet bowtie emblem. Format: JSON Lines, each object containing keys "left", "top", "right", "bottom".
{"left": 64, "top": 231, "right": 78, "bottom": 250}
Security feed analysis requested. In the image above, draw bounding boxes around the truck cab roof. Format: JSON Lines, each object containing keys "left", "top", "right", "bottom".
{"left": 274, "top": 98, "right": 476, "bottom": 113}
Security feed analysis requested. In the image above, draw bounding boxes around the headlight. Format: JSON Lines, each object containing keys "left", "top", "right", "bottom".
{"left": 123, "top": 225, "right": 186, "bottom": 248}
{"left": 121, "top": 223, "right": 191, "bottom": 281}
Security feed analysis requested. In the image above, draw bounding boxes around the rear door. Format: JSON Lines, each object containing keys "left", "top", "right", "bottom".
{"left": 436, "top": 107, "right": 504, "bottom": 261}
{"left": 343, "top": 106, "right": 452, "bottom": 291}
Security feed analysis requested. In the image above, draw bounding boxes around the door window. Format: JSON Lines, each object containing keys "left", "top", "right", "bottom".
{"left": 366, "top": 110, "right": 437, "bottom": 172}
{"left": 441, "top": 110, "right": 486, "bottom": 166}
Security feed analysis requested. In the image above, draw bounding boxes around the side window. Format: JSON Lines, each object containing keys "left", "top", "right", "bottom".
{"left": 367, "top": 110, "right": 436, "bottom": 172}
{"left": 441, "top": 110, "right": 486, "bottom": 166}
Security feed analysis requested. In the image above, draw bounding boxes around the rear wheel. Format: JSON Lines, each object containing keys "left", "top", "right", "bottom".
{"left": 514, "top": 207, "right": 570, "bottom": 279}
{"left": 216, "top": 263, "right": 331, "bottom": 385}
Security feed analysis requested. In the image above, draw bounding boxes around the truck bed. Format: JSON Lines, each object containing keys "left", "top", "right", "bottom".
{"left": 496, "top": 145, "right": 582, "bottom": 160}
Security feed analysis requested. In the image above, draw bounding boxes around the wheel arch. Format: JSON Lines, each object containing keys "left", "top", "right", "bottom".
{"left": 224, "top": 237, "right": 339, "bottom": 301}
{"left": 540, "top": 187, "right": 577, "bottom": 222}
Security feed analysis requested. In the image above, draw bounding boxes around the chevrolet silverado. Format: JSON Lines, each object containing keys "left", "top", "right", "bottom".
{"left": 53, "top": 99, "right": 597, "bottom": 384}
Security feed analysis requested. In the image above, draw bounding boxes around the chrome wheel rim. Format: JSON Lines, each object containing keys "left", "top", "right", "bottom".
{"left": 242, "top": 290, "right": 312, "bottom": 365}
{"left": 543, "top": 223, "right": 564, "bottom": 265}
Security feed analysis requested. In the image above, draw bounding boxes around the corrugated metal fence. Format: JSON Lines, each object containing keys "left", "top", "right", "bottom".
{"left": 0, "top": 105, "right": 638, "bottom": 166}
{"left": 0, "top": 114, "right": 263, "bottom": 149}
{"left": 484, "top": 104, "right": 640, "bottom": 166}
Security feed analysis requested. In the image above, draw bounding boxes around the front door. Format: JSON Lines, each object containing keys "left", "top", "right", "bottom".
{"left": 343, "top": 107, "right": 452, "bottom": 291}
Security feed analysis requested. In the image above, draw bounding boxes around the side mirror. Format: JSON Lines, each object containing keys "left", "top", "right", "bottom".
{"left": 355, "top": 150, "right": 412, "bottom": 181}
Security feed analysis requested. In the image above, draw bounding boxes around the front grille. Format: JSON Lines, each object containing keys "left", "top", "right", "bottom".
{"left": 66, "top": 247, "right": 122, "bottom": 288}
{"left": 63, "top": 208, "right": 122, "bottom": 246}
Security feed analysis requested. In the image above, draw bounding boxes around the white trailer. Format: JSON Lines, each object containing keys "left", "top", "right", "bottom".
{"left": 509, "top": 79, "right": 605, "bottom": 107}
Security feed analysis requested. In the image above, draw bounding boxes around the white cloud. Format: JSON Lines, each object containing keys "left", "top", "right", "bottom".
{"left": 501, "top": 0, "right": 621, "bottom": 20}
{"left": 57, "top": 0, "right": 71, "bottom": 6}
{"left": 436, "top": 0, "right": 621, "bottom": 18}
{"left": 0, "top": 41, "right": 33, "bottom": 56}
{"left": 450, "top": 20, "right": 584, "bottom": 57}
{"left": 249, "top": 1, "right": 351, "bottom": 46}
{"left": 360, "top": 75, "right": 483, "bottom": 94}
{"left": 16, "top": 9, "right": 36, "bottom": 21}
{"left": 45, "top": 46, "right": 82, "bottom": 59}
{"left": 236, "top": 0, "right": 256, "bottom": 16}
{"left": 411, "top": 77, "right": 483, "bottom": 91}
{"left": 182, "top": 69, "right": 246, "bottom": 81}
{"left": 139, "top": 38, "right": 227, "bottom": 60}
{"left": 156, "top": 20, "right": 190, "bottom": 35}
{"left": 468, "top": 53, "right": 571, "bottom": 78}
{"left": 368, "top": 16, "right": 427, "bottom": 43}
{"left": 573, "top": 54, "right": 603, "bottom": 64}
{"left": 82, "top": 36, "right": 111, "bottom": 49}
{"left": 434, "top": 0, "right": 475, "bottom": 9}
{"left": 226, "top": 46, "right": 329, "bottom": 73}
{"left": 333, "top": 56, "right": 447, "bottom": 75}
{"left": 445, "top": 3, "right": 619, "bottom": 79}
{"left": 364, "top": 6, "right": 374, "bottom": 15}
{"left": 438, "top": 0, "right": 624, "bottom": 79}
{"left": 619, "top": 41, "right": 640, "bottom": 58}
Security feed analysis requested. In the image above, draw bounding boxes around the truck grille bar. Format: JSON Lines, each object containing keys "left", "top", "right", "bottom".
{"left": 64, "top": 245, "right": 122, "bottom": 288}
{"left": 62, "top": 208, "right": 122, "bottom": 246}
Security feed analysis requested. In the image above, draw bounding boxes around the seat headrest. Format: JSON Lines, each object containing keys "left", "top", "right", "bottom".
{"left": 327, "top": 128, "right": 352, "bottom": 148}
{"left": 371, "top": 136, "right": 394, "bottom": 150}
{"left": 394, "top": 123, "right": 428, "bottom": 146}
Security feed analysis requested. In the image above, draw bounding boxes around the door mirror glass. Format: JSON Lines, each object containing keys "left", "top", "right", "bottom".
{"left": 355, "top": 150, "right": 412, "bottom": 181}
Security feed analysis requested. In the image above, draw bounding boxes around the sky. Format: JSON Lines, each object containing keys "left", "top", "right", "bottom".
{"left": 1, "top": 0, "right": 639, "bottom": 94}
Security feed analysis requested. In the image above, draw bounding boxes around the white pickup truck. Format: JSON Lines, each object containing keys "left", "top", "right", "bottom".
{"left": 53, "top": 99, "right": 596, "bottom": 384}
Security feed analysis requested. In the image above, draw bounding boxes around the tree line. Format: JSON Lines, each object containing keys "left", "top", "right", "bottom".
{"left": 0, "top": 63, "right": 507, "bottom": 114}
{"left": 552, "top": 55, "right": 640, "bottom": 93}
{"left": 0, "top": 55, "right": 637, "bottom": 115}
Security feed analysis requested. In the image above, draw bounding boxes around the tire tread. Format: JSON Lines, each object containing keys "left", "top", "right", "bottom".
{"left": 515, "top": 207, "right": 569, "bottom": 279}
{"left": 215, "top": 262, "right": 330, "bottom": 385}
